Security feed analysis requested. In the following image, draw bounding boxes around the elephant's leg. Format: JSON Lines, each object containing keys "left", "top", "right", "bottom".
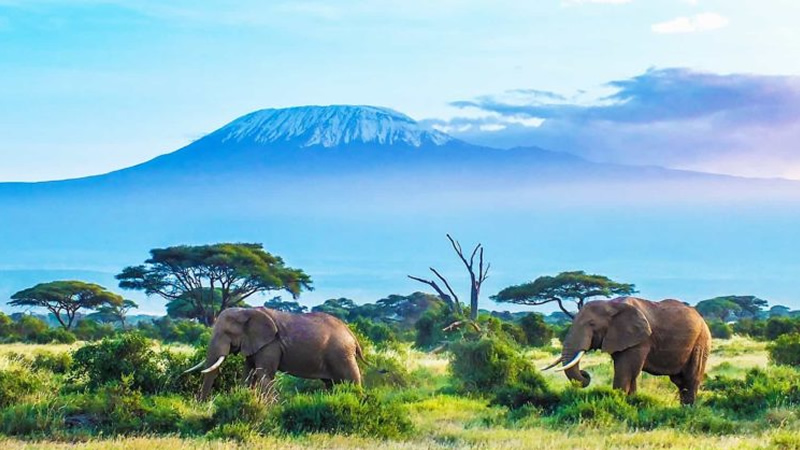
{"left": 612, "top": 346, "right": 646, "bottom": 395}
{"left": 322, "top": 379, "right": 334, "bottom": 390}
{"left": 329, "top": 355, "right": 362, "bottom": 386}
{"left": 250, "top": 343, "right": 281, "bottom": 394}
{"left": 244, "top": 357, "right": 256, "bottom": 387}
{"left": 677, "top": 346, "right": 707, "bottom": 405}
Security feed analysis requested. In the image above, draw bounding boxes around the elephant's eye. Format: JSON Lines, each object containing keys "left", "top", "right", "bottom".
{"left": 588, "top": 320, "right": 596, "bottom": 327}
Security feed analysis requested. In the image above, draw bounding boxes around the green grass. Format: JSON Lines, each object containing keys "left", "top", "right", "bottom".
{"left": 1, "top": 337, "right": 799, "bottom": 449}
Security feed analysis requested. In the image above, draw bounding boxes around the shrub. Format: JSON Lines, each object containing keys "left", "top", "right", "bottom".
{"left": 31, "top": 350, "right": 73, "bottom": 374}
{"left": 73, "top": 319, "right": 116, "bottom": 341}
{"left": 500, "top": 322, "right": 528, "bottom": 346}
{"left": 0, "top": 400, "right": 66, "bottom": 437}
{"left": 449, "top": 336, "right": 537, "bottom": 393}
{"left": 352, "top": 318, "right": 397, "bottom": 349}
{"left": 766, "top": 317, "right": 800, "bottom": 341}
{"left": 705, "top": 367, "right": 800, "bottom": 417}
{"left": 0, "top": 366, "right": 45, "bottom": 407}
{"left": 70, "top": 333, "right": 163, "bottom": 393}
{"left": 491, "top": 370, "right": 558, "bottom": 411}
{"left": 362, "top": 352, "right": 412, "bottom": 389}
{"left": 520, "top": 313, "right": 554, "bottom": 347}
{"left": 278, "top": 386, "right": 413, "bottom": 439}
{"left": 733, "top": 318, "right": 765, "bottom": 339}
{"left": 768, "top": 333, "right": 800, "bottom": 367}
{"left": 708, "top": 321, "right": 733, "bottom": 339}
{"left": 212, "top": 387, "right": 272, "bottom": 427}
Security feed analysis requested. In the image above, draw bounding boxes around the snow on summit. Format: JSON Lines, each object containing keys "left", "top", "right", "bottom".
{"left": 218, "top": 105, "right": 453, "bottom": 148}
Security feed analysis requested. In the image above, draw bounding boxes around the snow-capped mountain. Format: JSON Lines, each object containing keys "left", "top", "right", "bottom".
{"left": 212, "top": 105, "right": 453, "bottom": 148}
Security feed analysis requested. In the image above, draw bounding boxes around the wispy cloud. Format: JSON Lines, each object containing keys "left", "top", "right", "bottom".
{"left": 431, "top": 68, "right": 800, "bottom": 179}
{"left": 652, "top": 12, "right": 729, "bottom": 34}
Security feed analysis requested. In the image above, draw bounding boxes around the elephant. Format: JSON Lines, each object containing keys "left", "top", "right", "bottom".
{"left": 542, "top": 297, "right": 711, "bottom": 405}
{"left": 183, "top": 307, "right": 364, "bottom": 399}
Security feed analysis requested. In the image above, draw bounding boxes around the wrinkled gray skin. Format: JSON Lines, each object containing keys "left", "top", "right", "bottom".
{"left": 197, "top": 307, "right": 363, "bottom": 399}
{"left": 560, "top": 297, "right": 711, "bottom": 405}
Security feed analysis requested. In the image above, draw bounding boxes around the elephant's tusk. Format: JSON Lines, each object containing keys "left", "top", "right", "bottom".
{"left": 201, "top": 356, "right": 226, "bottom": 374}
{"left": 555, "top": 351, "right": 585, "bottom": 372}
{"left": 182, "top": 360, "right": 206, "bottom": 374}
{"left": 540, "top": 356, "right": 564, "bottom": 371}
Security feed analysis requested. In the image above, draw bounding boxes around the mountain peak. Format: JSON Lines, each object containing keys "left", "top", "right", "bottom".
{"left": 214, "top": 105, "right": 454, "bottom": 148}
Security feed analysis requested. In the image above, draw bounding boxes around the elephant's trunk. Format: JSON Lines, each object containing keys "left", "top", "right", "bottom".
{"left": 562, "top": 349, "right": 591, "bottom": 388}
{"left": 561, "top": 327, "right": 592, "bottom": 388}
{"left": 199, "top": 333, "right": 230, "bottom": 400}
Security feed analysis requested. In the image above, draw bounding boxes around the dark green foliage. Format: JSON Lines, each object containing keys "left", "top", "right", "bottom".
{"left": 31, "top": 351, "right": 73, "bottom": 374}
{"left": 519, "top": 313, "right": 554, "bottom": 347}
{"left": 0, "top": 314, "right": 79, "bottom": 344}
{"left": 448, "top": 336, "right": 537, "bottom": 393}
{"left": 708, "top": 320, "right": 733, "bottom": 339}
{"left": 263, "top": 296, "right": 308, "bottom": 314}
{"left": 117, "top": 243, "right": 312, "bottom": 325}
{"left": 414, "top": 303, "right": 458, "bottom": 349}
{"left": 212, "top": 387, "right": 271, "bottom": 426}
{"left": 135, "top": 317, "right": 211, "bottom": 346}
{"left": 70, "top": 333, "right": 164, "bottom": 393}
{"left": 697, "top": 295, "right": 768, "bottom": 321}
{"left": 704, "top": 367, "right": 800, "bottom": 417}
{"left": 0, "top": 366, "right": 45, "bottom": 407}
{"left": 311, "top": 297, "right": 357, "bottom": 320}
{"left": 362, "top": 353, "right": 413, "bottom": 389}
{"left": 73, "top": 319, "right": 116, "bottom": 341}
{"left": 352, "top": 318, "right": 397, "bottom": 349}
{"left": 768, "top": 333, "right": 800, "bottom": 367}
{"left": 491, "top": 370, "right": 559, "bottom": 410}
{"left": 9, "top": 280, "right": 123, "bottom": 330}
{"left": 278, "top": 386, "right": 413, "bottom": 439}
{"left": 766, "top": 316, "right": 800, "bottom": 340}
{"left": 492, "top": 270, "right": 635, "bottom": 318}
{"left": 733, "top": 318, "right": 766, "bottom": 339}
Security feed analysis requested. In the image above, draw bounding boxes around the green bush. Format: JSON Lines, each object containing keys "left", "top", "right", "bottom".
{"left": 31, "top": 351, "right": 73, "bottom": 374}
{"left": 491, "top": 370, "right": 558, "bottom": 410}
{"left": 352, "top": 318, "right": 397, "bottom": 349}
{"left": 705, "top": 367, "right": 800, "bottom": 417}
{"left": 766, "top": 317, "right": 800, "bottom": 341}
{"left": 733, "top": 318, "right": 766, "bottom": 339}
{"left": 278, "top": 386, "right": 413, "bottom": 439}
{"left": 520, "top": 313, "right": 554, "bottom": 347}
{"left": 0, "top": 400, "right": 67, "bottom": 437}
{"left": 73, "top": 319, "right": 116, "bottom": 341}
{"left": 69, "top": 333, "right": 163, "bottom": 393}
{"left": 212, "top": 387, "right": 273, "bottom": 428}
{"left": 708, "top": 321, "right": 733, "bottom": 339}
{"left": 362, "top": 352, "right": 412, "bottom": 389}
{"left": 768, "top": 333, "right": 800, "bottom": 367}
{"left": 0, "top": 366, "right": 46, "bottom": 407}
{"left": 449, "top": 336, "right": 539, "bottom": 393}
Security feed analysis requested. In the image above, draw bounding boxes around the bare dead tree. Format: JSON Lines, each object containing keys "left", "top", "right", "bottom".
{"left": 408, "top": 234, "right": 490, "bottom": 323}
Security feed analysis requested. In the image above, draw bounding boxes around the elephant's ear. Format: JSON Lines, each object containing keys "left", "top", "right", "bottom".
{"left": 602, "top": 303, "right": 652, "bottom": 354}
{"left": 241, "top": 309, "right": 279, "bottom": 357}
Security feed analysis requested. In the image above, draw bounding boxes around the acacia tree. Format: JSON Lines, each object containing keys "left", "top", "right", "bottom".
{"left": 117, "top": 243, "right": 312, "bottom": 325}
{"left": 264, "top": 296, "right": 309, "bottom": 314}
{"left": 9, "top": 281, "right": 123, "bottom": 330}
{"left": 408, "top": 234, "right": 489, "bottom": 322}
{"left": 93, "top": 299, "right": 139, "bottom": 329}
{"left": 492, "top": 271, "right": 635, "bottom": 319}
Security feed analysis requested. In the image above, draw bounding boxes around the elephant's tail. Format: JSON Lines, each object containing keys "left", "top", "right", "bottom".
{"left": 355, "top": 341, "right": 367, "bottom": 364}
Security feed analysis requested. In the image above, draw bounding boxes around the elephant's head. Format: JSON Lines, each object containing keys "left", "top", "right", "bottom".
{"left": 184, "top": 307, "right": 279, "bottom": 399}
{"left": 549, "top": 300, "right": 652, "bottom": 388}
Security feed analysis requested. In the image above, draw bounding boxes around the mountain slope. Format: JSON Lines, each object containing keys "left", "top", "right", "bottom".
{"left": 2, "top": 105, "right": 800, "bottom": 312}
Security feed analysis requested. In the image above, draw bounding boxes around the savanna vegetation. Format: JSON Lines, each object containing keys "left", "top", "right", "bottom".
{"left": 2, "top": 240, "right": 800, "bottom": 448}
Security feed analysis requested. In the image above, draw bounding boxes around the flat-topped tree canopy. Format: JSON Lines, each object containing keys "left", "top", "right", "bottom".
{"left": 117, "top": 243, "right": 312, "bottom": 325}
{"left": 9, "top": 280, "right": 124, "bottom": 330}
{"left": 492, "top": 271, "right": 636, "bottom": 319}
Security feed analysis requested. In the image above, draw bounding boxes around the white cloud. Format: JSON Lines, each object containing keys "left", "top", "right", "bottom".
{"left": 652, "top": 12, "right": 729, "bottom": 34}
{"left": 479, "top": 124, "right": 507, "bottom": 132}
{"left": 505, "top": 116, "right": 545, "bottom": 127}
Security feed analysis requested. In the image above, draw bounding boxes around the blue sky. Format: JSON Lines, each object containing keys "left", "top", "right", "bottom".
{"left": 2, "top": 0, "right": 800, "bottom": 181}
